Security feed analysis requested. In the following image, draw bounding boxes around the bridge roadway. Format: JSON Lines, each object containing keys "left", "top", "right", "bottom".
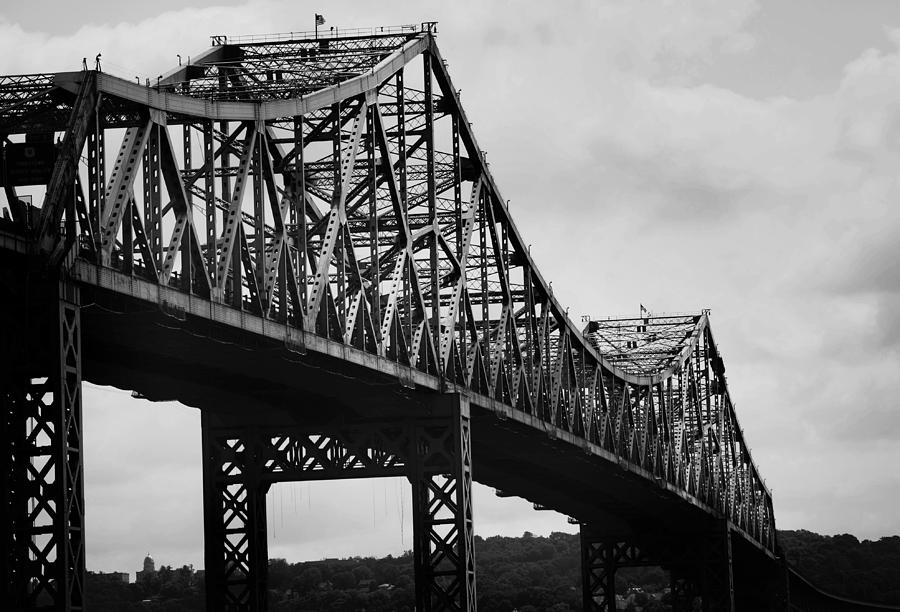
{"left": 0, "top": 23, "right": 895, "bottom": 612}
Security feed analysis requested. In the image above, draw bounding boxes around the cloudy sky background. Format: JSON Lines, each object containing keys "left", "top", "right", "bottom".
{"left": 2, "top": 0, "right": 899, "bottom": 573}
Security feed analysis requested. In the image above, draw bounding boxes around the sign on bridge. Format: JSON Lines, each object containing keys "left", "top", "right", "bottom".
{"left": 2, "top": 141, "right": 57, "bottom": 187}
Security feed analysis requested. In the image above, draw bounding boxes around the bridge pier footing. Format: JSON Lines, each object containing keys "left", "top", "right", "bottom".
{"left": 200, "top": 392, "right": 475, "bottom": 612}
{"left": 2, "top": 278, "right": 85, "bottom": 611}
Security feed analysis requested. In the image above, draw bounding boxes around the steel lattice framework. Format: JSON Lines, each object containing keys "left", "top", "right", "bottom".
{"left": 2, "top": 22, "right": 893, "bottom": 612}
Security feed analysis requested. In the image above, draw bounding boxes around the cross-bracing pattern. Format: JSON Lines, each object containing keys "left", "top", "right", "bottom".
{"left": 0, "top": 24, "right": 812, "bottom": 612}
{"left": 585, "top": 313, "right": 774, "bottom": 547}
{"left": 162, "top": 28, "right": 424, "bottom": 100}
{"left": 585, "top": 313, "right": 706, "bottom": 376}
{"left": 409, "top": 401, "right": 476, "bottom": 611}
{"left": 580, "top": 526, "right": 741, "bottom": 612}
{"left": 0, "top": 25, "right": 775, "bottom": 555}
{"left": 1, "top": 282, "right": 84, "bottom": 611}
{"left": 201, "top": 404, "right": 473, "bottom": 612}
{"left": 0, "top": 74, "right": 67, "bottom": 132}
{"left": 202, "top": 422, "right": 409, "bottom": 611}
{"left": 580, "top": 537, "right": 652, "bottom": 611}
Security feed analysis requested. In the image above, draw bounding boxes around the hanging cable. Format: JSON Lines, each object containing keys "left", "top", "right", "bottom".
{"left": 372, "top": 480, "right": 377, "bottom": 529}
{"left": 397, "top": 479, "right": 405, "bottom": 549}
{"left": 268, "top": 487, "right": 275, "bottom": 541}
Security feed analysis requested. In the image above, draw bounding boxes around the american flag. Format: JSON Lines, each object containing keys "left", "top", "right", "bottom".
{"left": 315, "top": 14, "right": 325, "bottom": 26}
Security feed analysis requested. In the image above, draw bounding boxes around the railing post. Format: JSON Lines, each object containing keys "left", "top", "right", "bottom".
{"left": 410, "top": 393, "right": 476, "bottom": 611}
{"left": 2, "top": 278, "right": 85, "bottom": 611}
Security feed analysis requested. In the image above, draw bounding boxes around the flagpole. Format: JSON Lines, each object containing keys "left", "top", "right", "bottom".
{"left": 315, "top": 15, "right": 318, "bottom": 40}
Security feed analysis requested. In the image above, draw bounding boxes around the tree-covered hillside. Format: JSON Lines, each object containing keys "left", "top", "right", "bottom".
{"left": 84, "top": 529, "right": 900, "bottom": 611}
{"left": 779, "top": 530, "right": 900, "bottom": 605}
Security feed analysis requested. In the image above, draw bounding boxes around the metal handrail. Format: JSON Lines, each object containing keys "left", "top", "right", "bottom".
{"left": 210, "top": 23, "right": 430, "bottom": 46}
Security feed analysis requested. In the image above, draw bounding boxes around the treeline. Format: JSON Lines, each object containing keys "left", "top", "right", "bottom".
{"left": 84, "top": 529, "right": 900, "bottom": 610}
{"left": 85, "top": 532, "right": 662, "bottom": 611}
{"left": 779, "top": 530, "right": 900, "bottom": 605}
{"left": 473, "top": 531, "right": 668, "bottom": 611}
{"left": 86, "top": 565, "right": 203, "bottom": 611}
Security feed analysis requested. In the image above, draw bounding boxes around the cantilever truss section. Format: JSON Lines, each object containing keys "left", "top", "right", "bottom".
{"left": 0, "top": 24, "right": 774, "bottom": 554}
{"left": 584, "top": 313, "right": 774, "bottom": 546}
{"left": 585, "top": 313, "right": 707, "bottom": 376}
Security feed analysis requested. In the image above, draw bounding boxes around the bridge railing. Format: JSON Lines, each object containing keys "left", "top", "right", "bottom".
{"left": 209, "top": 24, "right": 425, "bottom": 46}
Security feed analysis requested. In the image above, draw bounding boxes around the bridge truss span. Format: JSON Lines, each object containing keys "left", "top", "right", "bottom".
{"left": 3, "top": 23, "right": 878, "bottom": 612}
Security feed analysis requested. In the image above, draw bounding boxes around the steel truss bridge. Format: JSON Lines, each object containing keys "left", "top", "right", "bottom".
{"left": 0, "top": 23, "right": 895, "bottom": 612}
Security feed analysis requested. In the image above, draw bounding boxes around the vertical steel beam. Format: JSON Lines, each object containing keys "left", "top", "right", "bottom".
{"left": 252, "top": 126, "right": 265, "bottom": 291}
{"left": 478, "top": 189, "right": 489, "bottom": 351}
{"left": 216, "top": 126, "right": 256, "bottom": 302}
{"left": 100, "top": 119, "right": 152, "bottom": 264}
{"left": 204, "top": 121, "right": 217, "bottom": 280}
{"left": 700, "top": 524, "right": 735, "bottom": 612}
{"left": 670, "top": 572, "right": 699, "bottom": 612}
{"left": 86, "top": 113, "right": 105, "bottom": 254}
{"left": 366, "top": 105, "right": 380, "bottom": 342}
{"left": 220, "top": 121, "right": 233, "bottom": 206}
{"left": 294, "top": 116, "right": 307, "bottom": 316}
{"left": 580, "top": 530, "right": 616, "bottom": 612}
{"left": 183, "top": 120, "right": 194, "bottom": 286}
{"left": 410, "top": 394, "right": 476, "bottom": 612}
{"left": 450, "top": 113, "right": 465, "bottom": 367}
{"left": 218, "top": 121, "right": 233, "bottom": 303}
{"left": 2, "top": 279, "right": 84, "bottom": 611}
{"left": 423, "top": 52, "right": 440, "bottom": 357}
{"left": 330, "top": 105, "right": 346, "bottom": 327}
{"left": 183, "top": 123, "right": 193, "bottom": 177}
{"left": 122, "top": 195, "right": 133, "bottom": 275}
{"left": 395, "top": 70, "right": 412, "bottom": 348}
{"left": 201, "top": 414, "right": 269, "bottom": 612}
{"left": 777, "top": 556, "right": 792, "bottom": 612}
{"left": 142, "top": 124, "right": 161, "bottom": 274}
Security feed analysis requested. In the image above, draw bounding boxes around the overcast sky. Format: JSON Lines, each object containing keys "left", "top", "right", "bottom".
{"left": 3, "top": 0, "right": 899, "bottom": 574}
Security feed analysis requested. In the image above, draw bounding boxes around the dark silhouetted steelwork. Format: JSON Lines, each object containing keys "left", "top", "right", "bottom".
{"left": 0, "top": 23, "right": 895, "bottom": 612}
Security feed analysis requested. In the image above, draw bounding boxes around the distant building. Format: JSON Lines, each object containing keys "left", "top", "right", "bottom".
{"left": 90, "top": 570, "right": 130, "bottom": 584}
{"left": 136, "top": 554, "right": 157, "bottom": 584}
{"left": 107, "top": 571, "right": 130, "bottom": 584}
